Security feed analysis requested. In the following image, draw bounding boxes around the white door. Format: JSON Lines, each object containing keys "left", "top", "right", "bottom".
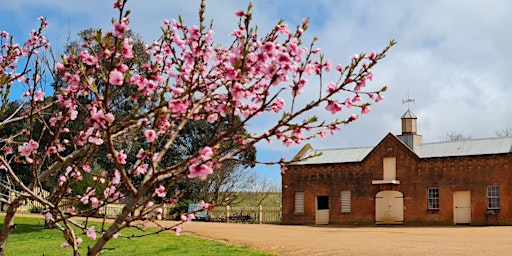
{"left": 315, "top": 196, "right": 329, "bottom": 225}
{"left": 453, "top": 191, "right": 471, "bottom": 224}
{"left": 375, "top": 191, "right": 404, "bottom": 224}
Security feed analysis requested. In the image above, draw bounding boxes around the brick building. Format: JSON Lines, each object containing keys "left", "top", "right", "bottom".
{"left": 282, "top": 109, "right": 512, "bottom": 225}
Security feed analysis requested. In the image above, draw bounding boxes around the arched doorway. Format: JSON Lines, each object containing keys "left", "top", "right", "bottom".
{"left": 375, "top": 190, "right": 404, "bottom": 224}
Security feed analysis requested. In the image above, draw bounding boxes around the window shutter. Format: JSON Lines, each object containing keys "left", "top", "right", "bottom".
{"left": 295, "top": 192, "right": 304, "bottom": 213}
{"left": 341, "top": 190, "right": 351, "bottom": 213}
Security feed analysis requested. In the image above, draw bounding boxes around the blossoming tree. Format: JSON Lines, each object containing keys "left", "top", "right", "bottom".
{"left": 0, "top": 0, "right": 394, "bottom": 255}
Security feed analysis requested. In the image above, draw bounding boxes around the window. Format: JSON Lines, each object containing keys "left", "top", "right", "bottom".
{"left": 340, "top": 190, "right": 351, "bottom": 213}
{"left": 487, "top": 186, "right": 500, "bottom": 209}
{"left": 383, "top": 157, "right": 396, "bottom": 180}
{"left": 294, "top": 192, "right": 304, "bottom": 213}
{"left": 427, "top": 187, "right": 439, "bottom": 209}
{"left": 317, "top": 196, "right": 329, "bottom": 210}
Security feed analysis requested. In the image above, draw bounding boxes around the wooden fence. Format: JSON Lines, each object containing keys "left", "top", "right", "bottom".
{"left": 209, "top": 206, "right": 281, "bottom": 224}
{"left": 16, "top": 199, "right": 282, "bottom": 224}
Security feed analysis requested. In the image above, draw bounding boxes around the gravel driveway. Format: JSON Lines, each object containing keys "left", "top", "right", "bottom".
{"left": 181, "top": 222, "right": 512, "bottom": 256}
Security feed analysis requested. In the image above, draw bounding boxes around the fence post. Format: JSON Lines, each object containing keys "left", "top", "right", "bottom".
{"left": 226, "top": 205, "right": 230, "bottom": 222}
{"left": 259, "top": 205, "right": 263, "bottom": 224}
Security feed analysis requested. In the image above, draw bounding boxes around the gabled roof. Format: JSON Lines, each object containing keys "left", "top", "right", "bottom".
{"left": 415, "top": 137, "right": 512, "bottom": 158}
{"left": 291, "top": 136, "right": 512, "bottom": 165}
{"left": 292, "top": 146, "right": 373, "bottom": 165}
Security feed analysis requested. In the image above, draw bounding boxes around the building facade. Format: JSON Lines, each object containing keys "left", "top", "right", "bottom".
{"left": 282, "top": 110, "right": 512, "bottom": 225}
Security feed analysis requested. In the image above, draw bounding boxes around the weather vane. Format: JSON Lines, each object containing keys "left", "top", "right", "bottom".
{"left": 402, "top": 92, "right": 415, "bottom": 110}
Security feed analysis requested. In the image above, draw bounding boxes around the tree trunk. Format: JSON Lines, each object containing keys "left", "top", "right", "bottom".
{"left": 87, "top": 184, "right": 150, "bottom": 256}
{"left": 0, "top": 199, "right": 22, "bottom": 255}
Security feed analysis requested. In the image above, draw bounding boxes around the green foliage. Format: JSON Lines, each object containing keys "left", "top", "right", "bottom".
{"left": 27, "top": 206, "right": 44, "bottom": 214}
{"left": 1, "top": 217, "right": 274, "bottom": 256}
{"left": 168, "top": 199, "right": 195, "bottom": 219}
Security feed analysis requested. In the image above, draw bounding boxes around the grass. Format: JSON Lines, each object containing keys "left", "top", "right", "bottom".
{"left": 0, "top": 216, "right": 274, "bottom": 256}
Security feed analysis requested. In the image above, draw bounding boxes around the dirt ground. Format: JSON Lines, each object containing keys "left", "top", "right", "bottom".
{"left": 7, "top": 214, "right": 512, "bottom": 255}
{"left": 180, "top": 222, "right": 512, "bottom": 256}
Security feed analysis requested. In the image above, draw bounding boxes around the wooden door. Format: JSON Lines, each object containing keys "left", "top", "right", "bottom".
{"left": 453, "top": 191, "right": 471, "bottom": 224}
{"left": 375, "top": 191, "right": 404, "bottom": 224}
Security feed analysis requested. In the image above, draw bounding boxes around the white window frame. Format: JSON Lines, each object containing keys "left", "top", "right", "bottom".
{"left": 487, "top": 185, "right": 500, "bottom": 210}
{"left": 340, "top": 190, "right": 351, "bottom": 213}
{"left": 294, "top": 191, "right": 304, "bottom": 213}
{"left": 427, "top": 187, "right": 439, "bottom": 210}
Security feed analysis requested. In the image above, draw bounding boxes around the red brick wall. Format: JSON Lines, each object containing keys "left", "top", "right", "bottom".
{"left": 282, "top": 135, "right": 512, "bottom": 225}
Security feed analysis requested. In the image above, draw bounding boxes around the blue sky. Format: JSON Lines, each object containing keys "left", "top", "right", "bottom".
{"left": 2, "top": 0, "right": 512, "bottom": 184}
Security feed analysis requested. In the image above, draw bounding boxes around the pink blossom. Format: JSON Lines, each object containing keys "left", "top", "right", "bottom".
{"left": 326, "top": 82, "right": 336, "bottom": 94}
{"left": 122, "top": 38, "right": 133, "bottom": 58}
{"left": 44, "top": 212, "right": 52, "bottom": 221}
{"left": 136, "top": 148, "right": 146, "bottom": 159}
{"left": 325, "top": 100, "right": 342, "bottom": 114}
{"left": 83, "top": 163, "right": 91, "bottom": 173}
{"left": 90, "top": 197, "right": 100, "bottom": 208}
{"left": 201, "top": 201, "right": 212, "bottom": 211}
{"left": 155, "top": 185, "right": 166, "bottom": 197}
{"left": 109, "top": 70, "right": 124, "bottom": 86}
{"left": 113, "top": 233, "right": 119, "bottom": 239}
{"left": 144, "top": 129, "right": 157, "bottom": 143}
{"left": 114, "top": 22, "right": 128, "bottom": 37}
{"left": 174, "top": 225, "right": 182, "bottom": 236}
{"left": 235, "top": 10, "right": 245, "bottom": 17}
{"left": 34, "top": 89, "right": 44, "bottom": 101}
{"left": 76, "top": 237, "right": 83, "bottom": 245}
{"left": 375, "top": 94, "right": 385, "bottom": 102}
{"left": 116, "top": 150, "right": 127, "bottom": 164}
{"left": 271, "top": 98, "right": 285, "bottom": 113}
{"left": 361, "top": 105, "right": 371, "bottom": 115}
{"left": 199, "top": 146, "right": 213, "bottom": 161}
{"left": 61, "top": 242, "right": 69, "bottom": 248}
{"left": 343, "top": 98, "right": 353, "bottom": 108}
{"left": 188, "top": 163, "right": 213, "bottom": 180}
{"left": 86, "top": 226, "right": 96, "bottom": 240}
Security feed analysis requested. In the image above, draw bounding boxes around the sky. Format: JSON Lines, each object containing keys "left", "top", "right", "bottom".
{"left": 1, "top": 0, "right": 511, "bottom": 184}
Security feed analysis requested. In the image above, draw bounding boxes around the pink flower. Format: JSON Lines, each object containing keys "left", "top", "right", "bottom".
{"left": 188, "top": 163, "right": 213, "bottom": 180}
{"left": 136, "top": 148, "right": 146, "bottom": 159}
{"left": 235, "top": 10, "right": 245, "bottom": 17}
{"left": 155, "top": 185, "right": 166, "bottom": 197}
{"left": 34, "top": 89, "right": 44, "bottom": 101}
{"left": 109, "top": 70, "right": 124, "bottom": 86}
{"left": 61, "top": 242, "right": 69, "bottom": 248}
{"left": 122, "top": 38, "right": 133, "bottom": 58}
{"left": 90, "top": 197, "right": 100, "bottom": 208}
{"left": 113, "top": 233, "right": 119, "bottom": 239}
{"left": 116, "top": 150, "right": 127, "bottom": 164}
{"left": 199, "top": 146, "right": 213, "bottom": 161}
{"left": 144, "top": 129, "right": 157, "bottom": 143}
{"left": 76, "top": 237, "right": 83, "bottom": 245}
{"left": 174, "top": 225, "right": 182, "bottom": 236}
{"left": 271, "top": 98, "right": 285, "bottom": 113}
{"left": 44, "top": 212, "right": 52, "bottom": 221}
{"left": 86, "top": 226, "right": 96, "bottom": 240}
{"left": 361, "top": 105, "right": 371, "bottom": 115}
{"left": 200, "top": 201, "right": 212, "bottom": 211}
{"left": 325, "top": 100, "right": 342, "bottom": 114}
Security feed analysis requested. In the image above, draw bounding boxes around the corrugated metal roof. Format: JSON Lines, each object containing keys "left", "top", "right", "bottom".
{"left": 415, "top": 137, "right": 512, "bottom": 158}
{"left": 292, "top": 136, "right": 512, "bottom": 165}
{"left": 293, "top": 147, "right": 373, "bottom": 165}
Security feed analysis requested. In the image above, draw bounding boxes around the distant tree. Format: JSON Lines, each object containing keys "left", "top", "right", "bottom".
{"left": 496, "top": 126, "right": 512, "bottom": 137}
{"left": 440, "top": 131, "right": 472, "bottom": 141}
{"left": 230, "top": 175, "right": 280, "bottom": 207}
